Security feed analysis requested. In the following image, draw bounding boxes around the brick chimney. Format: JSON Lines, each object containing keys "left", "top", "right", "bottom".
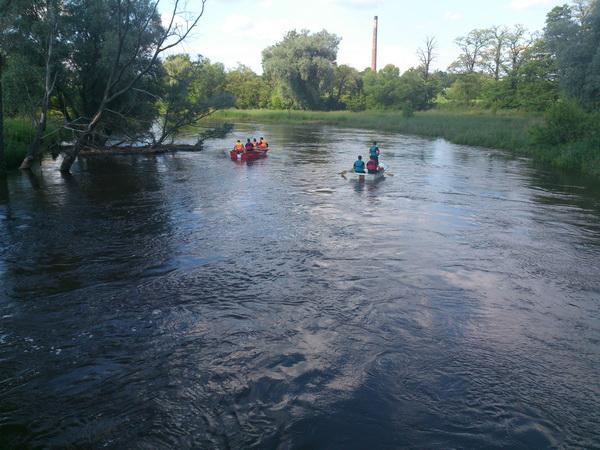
{"left": 371, "top": 16, "right": 378, "bottom": 72}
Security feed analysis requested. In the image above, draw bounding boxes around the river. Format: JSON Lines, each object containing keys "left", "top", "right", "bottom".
{"left": 1, "top": 123, "right": 599, "bottom": 449}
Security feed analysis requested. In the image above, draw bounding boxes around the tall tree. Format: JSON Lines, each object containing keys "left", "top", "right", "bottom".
{"left": 224, "top": 64, "right": 268, "bottom": 109}
{"left": 544, "top": 0, "right": 600, "bottom": 109}
{"left": 450, "top": 29, "right": 492, "bottom": 73}
{"left": 19, "top": 0, "right": 61, "bottom": 169}
{"left": 505, "top": 25, "right": 533, "bottom": 75}
{"left": 262, "top": 29, "right": 340, "bottom": 110}
{"left": 485, "top": 26, "right": 510, "bottom": 80}
{"left": 59, "top": 0, "right": 207, "bottom": 173}
{"left": 572, "top": 0, "right": 595, "bottom": 23}
{"left": 363, "top": 64, "right": 404, "bottom": 109}
{"left": 417, "top": 36, "right": 437, "bottom": 81}
{"left": 327, "top": 64, "right": 362, "bottom": 110}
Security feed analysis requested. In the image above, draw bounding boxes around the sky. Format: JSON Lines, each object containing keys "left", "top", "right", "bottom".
{"left": 162, "top": 0, "right": 568, "bottom": 74}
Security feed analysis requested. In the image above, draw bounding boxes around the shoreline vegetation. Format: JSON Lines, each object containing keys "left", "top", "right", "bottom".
{"left": 3, "top": 118, "right": 64, "bottom": 170}
{"left": 212, "top": 108, "right": 600, "bottom": 178}
{"left": 4, "top": 107, "right": 599, "bottom": 178}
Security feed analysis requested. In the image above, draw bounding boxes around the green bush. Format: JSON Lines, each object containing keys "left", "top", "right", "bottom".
{"left": 532, "top": 100, "right": 589, "bottom": 146}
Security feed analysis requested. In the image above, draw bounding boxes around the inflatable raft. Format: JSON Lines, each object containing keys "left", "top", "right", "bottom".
{"left": 230, "top": 148, "right": 269, "bottom": 162}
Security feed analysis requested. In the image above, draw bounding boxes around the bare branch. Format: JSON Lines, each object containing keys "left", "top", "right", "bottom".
{"left": 417, "top": 36, "right": 437, "bottom": 80}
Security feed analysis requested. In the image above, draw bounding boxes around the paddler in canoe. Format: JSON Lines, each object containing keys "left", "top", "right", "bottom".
{"left": 233, "top": 139, "right": 244, "bottom": 154}
{"left": 367, "top": 156, "right": 379, "bottom": 174}
{"left": 353, "top": 155, "right": 365, "bottom": 173}
{"left": 369, "top": 141, "right": 380, "bottom": 164}
{"left": 258, "top": 137, "right": 268, "bottom": 149}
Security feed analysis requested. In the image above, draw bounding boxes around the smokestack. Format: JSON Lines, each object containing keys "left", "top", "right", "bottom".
{"left": 371, "top": 15, "right": 378, "bottom": 72}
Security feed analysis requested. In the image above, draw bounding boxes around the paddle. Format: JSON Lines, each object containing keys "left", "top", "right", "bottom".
{"left": 378, "top": 162, "right": 393, "bottom": 176}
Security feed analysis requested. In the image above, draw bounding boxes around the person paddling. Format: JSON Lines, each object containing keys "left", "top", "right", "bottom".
{"left": 367, "top": 156, "right": 379, "bottom": 174}
{"left": 252, "top": 138, "right": 259, "bottom": 149}
{"left": 369, "top": 141, "right": 380, "bottom": 164}
{"left": 353, "top": 155, "right": 365, "bottom": 173}
{"left": 233, "top": 139, "right": 244, "bottom": 152}
{"left": 245, "top": 139, "right": 254, "bottom": 151}
{"left": 259, "top": 137, "right": 268, "bottom": 149}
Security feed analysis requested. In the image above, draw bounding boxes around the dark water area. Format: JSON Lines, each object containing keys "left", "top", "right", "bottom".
{"left": 1, "top": 123, "right": 599, "bottom": 449}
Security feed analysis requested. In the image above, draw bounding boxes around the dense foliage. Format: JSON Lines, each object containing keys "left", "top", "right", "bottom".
{"left": 262, "top": 30, "right": 341, "bottom": 110}
{"left": 0, "top": 0, "right": 225, "bottom": 172}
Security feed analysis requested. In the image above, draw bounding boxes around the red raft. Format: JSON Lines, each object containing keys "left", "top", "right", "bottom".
{"left": 230, "top": 148, "right": 269, "bottom": 162}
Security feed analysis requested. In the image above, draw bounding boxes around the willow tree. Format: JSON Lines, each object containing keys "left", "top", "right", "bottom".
{"left": 262, "top": 30, "right": 340, "bottom": 110}
{"left": 59, "top": 0, "right": 207, "bottom": 173}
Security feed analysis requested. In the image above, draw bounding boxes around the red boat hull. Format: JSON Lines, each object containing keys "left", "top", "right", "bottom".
{"left": 230, "top": 148, "right": 269, "bottom": 161}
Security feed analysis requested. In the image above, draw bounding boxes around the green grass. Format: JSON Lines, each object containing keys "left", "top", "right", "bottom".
{"left": 3, "top": 118, "right": 33, "bottom": 170}
{"left": 528, "top": 140, "right": 600, "bottom": 177}
{"left": 2, "top": 118, "right": 63, "bottom": 170}
{"left": 213, "top": 108, "right": 540, "bottom": 150}
{"left": 213, "top": 108, "right": 600, "bottom": 177}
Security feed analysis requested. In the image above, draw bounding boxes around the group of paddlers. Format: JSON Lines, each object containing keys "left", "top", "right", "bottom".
{"left": 233, "top": 137, "right": 269, "bottom": 153}
{"left": 353, "top": 141, "right": 382, "bottom": 174}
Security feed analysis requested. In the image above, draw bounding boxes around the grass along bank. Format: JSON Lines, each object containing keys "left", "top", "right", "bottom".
{"left": 212, "top": 109, "right": 600, "bottom": 177}
{"left": 3, "top": 118, "right": 63, "bottom": 170}
{"left": 213, "top": 109, "right": 540, "bottom": 151}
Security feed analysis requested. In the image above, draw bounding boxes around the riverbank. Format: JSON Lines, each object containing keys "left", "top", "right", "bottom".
{"left": 3, "top": 118, "right": 63, "bottom": 170}
{"left": 3, "top": 118, "right": 34, "bottom": 170}
{"left": 212, "top": 109, "right": 600, "bottom": 177}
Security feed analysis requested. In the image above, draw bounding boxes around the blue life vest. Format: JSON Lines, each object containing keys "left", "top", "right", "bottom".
{"left": 354, "top": 160, "right": 365, "bottom": 172}
{"left": 369, "top": 146, "right": 379, "bottom": 158}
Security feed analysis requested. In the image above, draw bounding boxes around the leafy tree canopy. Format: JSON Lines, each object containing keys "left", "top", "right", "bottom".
{"left": 262, "top": 29, "right": 341, "bottom": 110}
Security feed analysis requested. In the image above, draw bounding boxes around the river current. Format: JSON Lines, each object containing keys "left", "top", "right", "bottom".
{"left": 1, "top": 123, "right": 599, "bottom": 448}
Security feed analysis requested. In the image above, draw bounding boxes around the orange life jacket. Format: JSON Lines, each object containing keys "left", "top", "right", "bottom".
{"left": 259, "top": 140, "right": 268, "bottom": 149}
{"left": 234, "top": 142, "right": 243, "bottom": 151}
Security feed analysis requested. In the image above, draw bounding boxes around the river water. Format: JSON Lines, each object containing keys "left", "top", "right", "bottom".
{"left": 1, "top": 123, "right": 599, "bottom": 449}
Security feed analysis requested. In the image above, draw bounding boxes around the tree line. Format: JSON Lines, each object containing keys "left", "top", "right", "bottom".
{"left": 0, "top": 0, "right": 599, "bottom": 173}
{"left": 226, "top": 0, "right": 599, "bottom": 115}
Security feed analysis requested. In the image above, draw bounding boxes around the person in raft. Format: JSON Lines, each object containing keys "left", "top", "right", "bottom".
{"left": 367, "top": 156, "right": 379, "bottom": 174}
{"left": 252, "top": 138, "right": 259, "bottom": 149}
{"left": 258, "top": 137, "right": 269, "bottom": 149}
{"left": 369, "top": 141, "right": 380, "bottom": 164}
{"left": 233, "top": 139, "right": 244, "bottom": 152}
{"left": 353, "top": 155, "right": 365, "bottom": 173}
{"left": 245, "top": 139, "right": 254, "bottom": 151}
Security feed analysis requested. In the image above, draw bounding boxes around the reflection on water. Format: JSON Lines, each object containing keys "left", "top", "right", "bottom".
{"left": 0, "top": 123, "right": 599, "bottom": 449}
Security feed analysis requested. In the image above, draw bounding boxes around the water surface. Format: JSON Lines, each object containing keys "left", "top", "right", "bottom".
{"left": 1, "top": 123, "right": 599, "bottom": 448}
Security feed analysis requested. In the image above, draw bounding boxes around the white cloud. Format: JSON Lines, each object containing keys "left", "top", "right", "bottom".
{"left": 443, "top": 10, "right": 463, "bottom": 21}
